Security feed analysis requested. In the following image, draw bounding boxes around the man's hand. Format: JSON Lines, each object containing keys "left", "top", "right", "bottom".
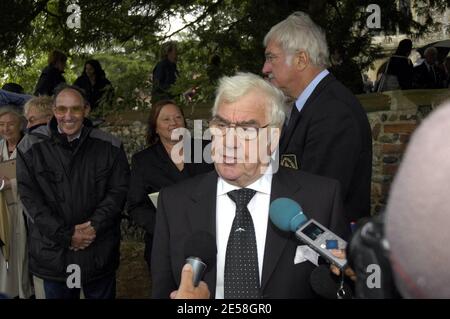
{"left": 70, "top": 221, "right": 96, "bottom": 251}
{"left": 170, "top": 263, "right": 210, "bottom": 299}
{"left": 330, "top": 249, "right": 357, "bottom": 281}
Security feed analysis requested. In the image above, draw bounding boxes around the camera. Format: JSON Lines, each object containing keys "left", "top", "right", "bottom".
{"left": 347, "top": 213, "right": 400, "bottom": 298}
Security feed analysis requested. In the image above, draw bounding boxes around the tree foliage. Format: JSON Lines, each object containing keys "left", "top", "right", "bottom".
{"left": 1, "top": 0, "right": 449, "bottom": 110}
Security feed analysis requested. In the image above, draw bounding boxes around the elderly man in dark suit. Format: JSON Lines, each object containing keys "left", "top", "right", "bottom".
{"left": 413, "top": 47, "right": 443, "bottom": 89}
{"left": 262, "top": 12, "right": 372, "bottom": 223}
{"left": 151, "top": 72, "right": 349, "bottom": 299}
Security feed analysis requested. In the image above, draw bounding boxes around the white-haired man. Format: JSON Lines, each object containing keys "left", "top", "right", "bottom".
{"left": 262, "top": 11, "right": 372, "bottom": 224}
{"left": 151, "top": 72, "right": 349, "bottom": 299}
{"left": 413, "top": 46, "right": 442, "bottom": 89}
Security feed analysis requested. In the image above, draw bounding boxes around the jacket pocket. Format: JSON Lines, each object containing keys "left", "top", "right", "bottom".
{"left": 29, "top": 230, "right": 66, "bottom": 274}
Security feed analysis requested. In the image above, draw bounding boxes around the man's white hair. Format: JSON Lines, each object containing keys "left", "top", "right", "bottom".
{"left": 264, "top": 11, "right": 329, "bottom": 69}
{"left": 212, "top": 72, "right": 286, "bottom": 128}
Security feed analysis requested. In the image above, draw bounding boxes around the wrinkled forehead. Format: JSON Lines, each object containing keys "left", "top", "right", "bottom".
{"left": 216, "top": 93, "right": 269, "bottom": 124}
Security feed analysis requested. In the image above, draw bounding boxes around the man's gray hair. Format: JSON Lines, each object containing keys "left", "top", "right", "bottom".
{"left": 212, "top": 72, "right": 286, "bottom": 128}
{"left": 264, "top": 11, "right": 329, "bottom": 68}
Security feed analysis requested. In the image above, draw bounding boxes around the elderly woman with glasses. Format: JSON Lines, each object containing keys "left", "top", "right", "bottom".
{"left": 127, "top": 100, "right": 213, "bottom": 273}
{"left": 0, "top": 105, "right": 33, "bottom": 298}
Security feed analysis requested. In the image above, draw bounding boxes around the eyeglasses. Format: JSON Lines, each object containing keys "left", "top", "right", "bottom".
{"left": 209, "top": 117, "right": 271, "bottom": 140}
{"left": 264, "top": 53, "right": 280, "bottom": 63}
{"left": 54, "top": 105, "right": 85, "bottom": 116}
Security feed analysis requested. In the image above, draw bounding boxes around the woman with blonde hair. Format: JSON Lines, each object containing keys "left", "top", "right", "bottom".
{"left": 0, "top": 105, "right": 32, "bottom": 298}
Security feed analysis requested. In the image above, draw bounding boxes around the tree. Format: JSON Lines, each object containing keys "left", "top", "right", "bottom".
{"left": 1, "top": 0, "right": 449, "bottom": 105}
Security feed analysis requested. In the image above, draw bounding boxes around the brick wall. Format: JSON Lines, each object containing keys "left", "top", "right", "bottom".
{"left": 361, "top": 89, "right": 450, "bottom": 214}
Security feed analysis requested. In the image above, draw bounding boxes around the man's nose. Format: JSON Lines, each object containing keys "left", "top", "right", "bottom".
{"left": 262, "top": 61, "right": 271, "bottom": 75}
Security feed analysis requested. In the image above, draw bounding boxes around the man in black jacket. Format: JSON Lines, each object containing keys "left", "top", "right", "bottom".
{"left": 17, "top": 85, "right": 130, "bottom": 299}
{"left": 262, "top": 12, "right": 372, "bottom": 223}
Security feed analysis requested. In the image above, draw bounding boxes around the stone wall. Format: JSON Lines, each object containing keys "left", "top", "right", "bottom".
{"left": 101, "top": 88, "right": 450, "bottom": 229}
{"left": 360, "top": 89, "right": 450, "bottom": 214}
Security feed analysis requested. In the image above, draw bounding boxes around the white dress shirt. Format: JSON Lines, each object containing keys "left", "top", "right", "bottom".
{"left": 215, "top": 165, "right": 273, "bottom": 299}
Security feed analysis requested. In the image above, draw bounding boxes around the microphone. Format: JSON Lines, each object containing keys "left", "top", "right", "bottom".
{"left": 183, "top": 231, "right": 217, "bottom": 286}
{"left": 269, "top": 198, "right": 347, "bottom": 269}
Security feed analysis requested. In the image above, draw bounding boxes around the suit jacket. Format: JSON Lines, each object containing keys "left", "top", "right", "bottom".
{"left": 127, "top": 139, "right": 213, "bottom": 235}
{"left": 279, "top": 73, "right": 372, "bottom": 223}
{"left": 413, "top": 62, "right": 442, "bottom": 89}
{"left": 151, "top": 167, "right": 349, "bottom": 299}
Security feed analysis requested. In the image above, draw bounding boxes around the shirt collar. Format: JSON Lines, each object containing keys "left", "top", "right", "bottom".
{"left": 217, "top": 163, "right": 273, "bottom": 196}
{"left": 295, "top": 69, "right": 329, "bottom": 113}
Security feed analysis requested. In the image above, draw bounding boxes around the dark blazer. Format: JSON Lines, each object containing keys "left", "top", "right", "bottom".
{"left": 413, "top": 62, "right": 442, "bottom": 89}
{"left": 127, "top": 139, "right": 213, "bottom": 236}
{"left": 151, "top": 168, "right": 349, "bottom": 299}
{"left": 280, "top": 73, "right": 372, "bottom": 223}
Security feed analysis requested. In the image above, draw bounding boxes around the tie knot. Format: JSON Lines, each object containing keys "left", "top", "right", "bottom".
{"left": 227, "top": 188, "right": 256, "bottom": 208}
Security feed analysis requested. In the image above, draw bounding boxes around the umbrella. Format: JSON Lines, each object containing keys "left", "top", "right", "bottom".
{"left": 417, "top": 39, "right": 450, "bottom": 61}
{"left": 0, "top": 190, "right": 10, "bottom": 270}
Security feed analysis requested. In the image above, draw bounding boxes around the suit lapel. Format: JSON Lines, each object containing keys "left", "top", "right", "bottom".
{"left": 261, "top": 168, "right": 303, "bottom": 291}
{"left": 186, "top": 170, "right": 218, "bottom": 297}
{"left": 280, "top": 104, "right": 299, "bottom": 153}
{"left": 280, "top": 73, "right": 335, "bottom": 154}
{"left": 154, "top": 142, "right": 174, "bottom": 175}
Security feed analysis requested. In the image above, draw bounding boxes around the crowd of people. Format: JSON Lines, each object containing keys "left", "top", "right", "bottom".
{"left": 377, "top": 38, "right": 450, "bottom": 92}
{"left": 0, "top": 10, "right": 448, "bottom": 300}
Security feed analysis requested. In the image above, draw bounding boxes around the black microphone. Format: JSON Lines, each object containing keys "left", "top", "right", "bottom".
{"left": 183, "top": 231, "right": 217, "bottom": 286}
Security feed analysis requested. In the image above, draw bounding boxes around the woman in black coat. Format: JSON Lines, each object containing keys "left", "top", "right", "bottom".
{"left": 386, "top": 39, "right": 414, "bottom": 90}
{"left": 34, "top": 50, "right": 67, "bottom": 96}
{"left": 127, "top": 100, "right": 213, "bottom": 272}
{"left": 74, "top": 59, "right": 113, "bottom": 111}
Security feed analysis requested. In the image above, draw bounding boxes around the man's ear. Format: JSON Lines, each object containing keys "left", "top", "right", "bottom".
{"left": 84, "top": 104, "right": 91, "bottom": 117}
{"left": 294, "top": 51, "right": 309, "bottom": 71}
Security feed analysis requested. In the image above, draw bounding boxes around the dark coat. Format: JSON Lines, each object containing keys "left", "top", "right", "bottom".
{"left": 151, "top": 59, "right": 178, "bottom": 101}
{"left": 16, "top": 118, "right": 130, "bottom": 283}
{"left": 386, "top": 56, "right": 414, "bottom": 90}
{"left": 279, "top": 73, "right": 372, "bottom": 223}
{"left": 34, "top": 65, "right": 66, "bottom": 96}
{"left": 413, "top": 62, "right": 443, "bottom": 89}
{"left": 151, "top": 168, "right": 349, "bottom": 299}
{"left": 127, "top": 139, "right": 214, "bottom": 236}
{"left": 73, "top": 75, "right": 113, "bottom": 110}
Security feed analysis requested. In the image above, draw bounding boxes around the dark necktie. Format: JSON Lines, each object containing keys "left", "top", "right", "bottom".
{"left": 224, "top": 188, "right": 260, "bottom": 299}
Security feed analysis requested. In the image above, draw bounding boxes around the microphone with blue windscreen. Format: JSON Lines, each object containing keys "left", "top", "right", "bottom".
{"left": 269, "top": 198, "right": 347, "bottom": 269}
